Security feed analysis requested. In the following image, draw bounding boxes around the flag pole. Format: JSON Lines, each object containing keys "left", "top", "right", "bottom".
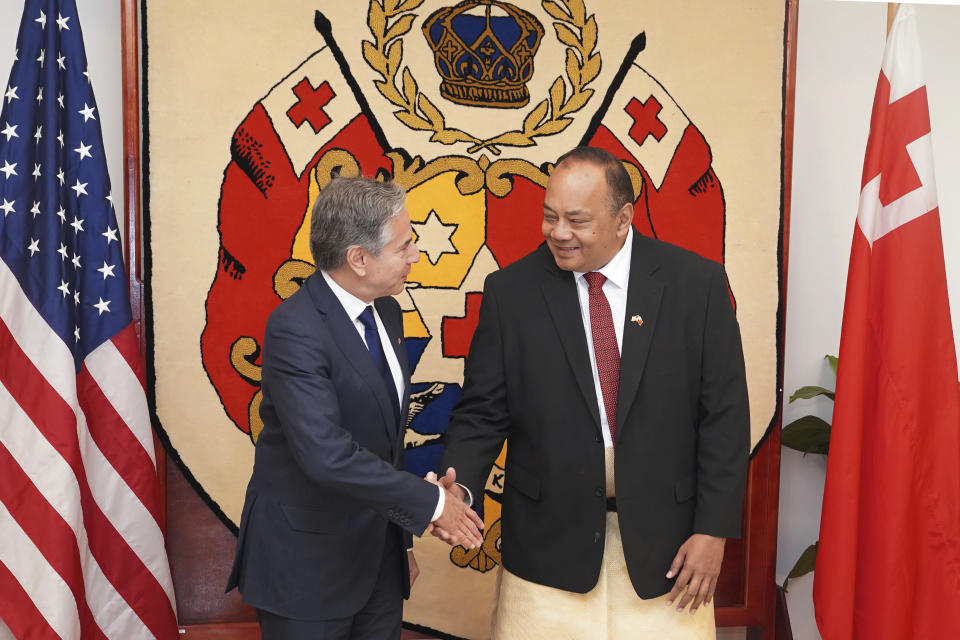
{"left": 888, "top": 3, "right": 899, "bottom": 36}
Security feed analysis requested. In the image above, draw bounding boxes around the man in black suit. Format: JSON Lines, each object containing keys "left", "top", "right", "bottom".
{"left": 227, "top": 176, "right": 484, "bottom": 640}
{"left": 437, "top": 147, "right": 749, "bottom": 638}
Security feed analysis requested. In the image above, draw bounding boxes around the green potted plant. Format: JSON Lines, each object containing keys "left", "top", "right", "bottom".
{"left": 781, "top": 355, "right": 836, "bottom": 591}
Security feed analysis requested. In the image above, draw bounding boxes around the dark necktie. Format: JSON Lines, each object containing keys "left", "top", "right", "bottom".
{"left": 358, "top": 306, "right": 400, "bottom": 421}
{"left": 584, "top": 272, "right": 619, "bottom": 447}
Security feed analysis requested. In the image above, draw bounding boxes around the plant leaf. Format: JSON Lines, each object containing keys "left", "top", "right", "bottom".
{"left": 788, "top": 385, "right": 835, "bottom": 403}
{"left": 558, "top": 88, "right": 593, "bottom": 116}
{"left": 523, "top": 100, "right": 549, "bottom": 133}
{"left": 384, "top": 14, "right": 416, "bottom": 42}
{"left": 553, "top": 23, "right": 580, "bottom": 50}
{"left": 581, "top": 15, "right": 598, "bottom": 53}
{"left": 483, "top": 131, "right": 537, "bottom": 147}
{"left": 782, "top": 542, "right": 818, "bottom": 592}
{"left": 541, "top": 1, "right": 571, "bottom": 22}
{"left": 363, "top": 41, "right": 386, "bottom": 76}
{"left": 394, "top": 110, "right": 433, "bottom": 131}
{"left": 826, "top": 354, "right": 838, "bottom": 375}
{"left": 386, "top": 39, "right": 403, "bottom": 76}
{"left": 401, "top": 67, "right": 417, "bottom": 107}
{"left": 565, "top": 49, "right": 581, "bottom": 88}
{"left": 368, "top": 1, "right": 386, "bottom": 39}
{"left": 417, "top": 94, "right": 443, "bottom": 125}
{"left": 549, "top": 77, "right": 565, "bottom": 118}
{"left": 782, "top": 415, "right": 830, "bottom": 455}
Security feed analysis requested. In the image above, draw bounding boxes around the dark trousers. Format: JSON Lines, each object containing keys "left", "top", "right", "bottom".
{"left": 256, "top": 527, "right": 405, "bottom": 640}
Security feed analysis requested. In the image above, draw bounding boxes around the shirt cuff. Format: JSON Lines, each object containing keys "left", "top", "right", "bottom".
{"left": 458, "top": 483, "right": 474, "bottom": 508}
{"left": 430, "top": 485, "right": 445, "bottom": 522}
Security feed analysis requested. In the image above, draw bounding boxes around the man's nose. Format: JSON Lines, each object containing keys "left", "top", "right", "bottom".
{"left": 551, "top": 220, "right": 572, "bottom": 239}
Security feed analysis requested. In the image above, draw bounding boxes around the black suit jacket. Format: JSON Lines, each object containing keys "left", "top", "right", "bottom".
{"left": 439, "top": 230, "right": 749, "bottom": 599}
{"left": 226, "top": 272, "right": 438, "bottom": 620}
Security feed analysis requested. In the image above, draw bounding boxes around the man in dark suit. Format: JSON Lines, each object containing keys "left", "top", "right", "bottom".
{"left": 227, "top": 176, "right": 484, "bottom": 640}
{"left": 437, "top": 147, "right": 749, "bottom": 638}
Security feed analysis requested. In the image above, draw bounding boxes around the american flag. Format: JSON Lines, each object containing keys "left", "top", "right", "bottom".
{"left": 0, "top": 1, "right": 178, "bottom": 638}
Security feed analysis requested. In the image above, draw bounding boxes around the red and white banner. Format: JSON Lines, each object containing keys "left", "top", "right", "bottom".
{"left": 813, "top": 5, "right": 960, "bottom": 638}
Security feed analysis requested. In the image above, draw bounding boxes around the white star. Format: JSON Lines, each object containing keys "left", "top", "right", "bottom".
{"left": 74, "top": 142, "right": 92, "bottom": 161}
{"left": 3, "top": 86, "right": 17, "bottom": 103}
{"left": 57, "top": 168, "right": 65, "bottom": 186}
{"left": 78, "top": 103, "right": 96, "bottom": 122}
{"left": 32, "top": 163, "right": 41, "bottom": 179}
{"left": 57, "top": 130, "right": 64, "bottom": 148}
{"left": 36, "top": 87, "right": 43, "bottom": 103}
{"left": 57, "top": 93, "right": 64, "bottom": 109}
{"left": 97, "top": 261, "right": 116, "bottom": 280}
{"left": 82, "top": 69, "right": 90, "bottom": 84}
{"left": 0, "top": 161, "right": 17, "bottom": 179}
{"left": 56, "top": 13, "right": 70, "bottom": 31}
{"left": 73, "top": 290, "right": 80, "bottom": 306}
{"left": 93, "top": 298, "right": 111, "bottom": 316}
{"left": 102, "top": 226, "right": 119, "bottom": 244}
{"left": 57, "top": 243, "right": 68, "bottom": 260}
{"left": 71, "top": 179, "right": 88, "bottom": 197}
{"left": 71, "top": 252, "right": 81, "bottom": 269}
{"left": 35, "top": 10, "right": 46, "bottom": 29}
{"left": 57, "top": 52, "right": 66, "bottom": 70}
{"left": 0, "top": 199, "right": 15, "bottom": 216}
{"left": 106, "top": 192, "right": 114, "bottom": 208}
{"left": 1, "top": 122, "right": 17, "bottom": 141}
{"left": 27, "top": 238, "right": 39, "bottom": 256}
{"left": 33, "top": 125, "right": 42, "bottom": 143}
{"left": 70, "top": 216, "right": 84, "bottom": 233}
{"left": 74, "top": 326, "right": 79, "bottom": 342}
{"left": 57, "top": 280, "right": 70, "bottom": 298}
{"left": 36, "top": 50, "right": 44, "bottom": 68}
{"left": 56, "top": 205, "right": 66, "bottom": 222}
{"left": 412, "top": 210, "right": 459, "bottom": 265}
{"left": 30, "top": 201, "right": 41, "bottom": 217}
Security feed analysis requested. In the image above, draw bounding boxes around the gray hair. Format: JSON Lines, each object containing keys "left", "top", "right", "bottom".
{"left": 309, "top": 176, "right": 406, "bottom": 271}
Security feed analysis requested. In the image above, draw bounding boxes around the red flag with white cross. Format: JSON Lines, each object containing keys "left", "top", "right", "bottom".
{"left": 813, "top": 6, "right": 960, "bottom": 638}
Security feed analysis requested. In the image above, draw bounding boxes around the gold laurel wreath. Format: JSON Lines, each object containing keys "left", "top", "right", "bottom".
{"left": 362, "top": 0, "right": 601, "bottom": 155}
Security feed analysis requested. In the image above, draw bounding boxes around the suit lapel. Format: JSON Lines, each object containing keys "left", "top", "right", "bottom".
{"left": 540, "top": 258, "right": 603, "bottom": 432}
{"left": 305, "top": 274, "right": 399, "bottom": 444}
{"left": 616, "top": 231, "right": 663, "bottom": 435}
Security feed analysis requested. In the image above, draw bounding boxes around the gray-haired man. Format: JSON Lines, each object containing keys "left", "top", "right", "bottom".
{"left": 227, "top": 176, "right": 483, "bottom": 640}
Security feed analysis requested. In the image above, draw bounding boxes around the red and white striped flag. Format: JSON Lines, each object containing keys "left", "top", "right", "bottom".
{"left": 0, "top": 0, "right": 178, "bottom": 638}
{"left": 814, "top": 5, "right": 960, "bottom": 639}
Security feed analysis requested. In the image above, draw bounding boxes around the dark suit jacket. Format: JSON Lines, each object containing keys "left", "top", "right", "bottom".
{"left": 226, "top": 272, "right": 438, "bottom": 620}
{"left": 439, "top": 230, "right": 749, "bottom": 599}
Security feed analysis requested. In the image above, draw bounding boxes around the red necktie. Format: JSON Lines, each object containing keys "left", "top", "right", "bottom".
{"left": 584, "top": 272, "right": 619, "bottom": 447}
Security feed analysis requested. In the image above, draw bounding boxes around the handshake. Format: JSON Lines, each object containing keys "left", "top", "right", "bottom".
{"left": 424, "top": 468, "right": 485, "bottom": 549}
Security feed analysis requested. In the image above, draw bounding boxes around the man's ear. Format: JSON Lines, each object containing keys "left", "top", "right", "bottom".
{"left": 344, "top": 245, "right": 367, "bottom": 276}
{"left": 616, "top": 203, "right": 633, "bottom": 234}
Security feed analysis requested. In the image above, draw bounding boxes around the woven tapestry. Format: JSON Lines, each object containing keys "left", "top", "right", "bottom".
{"left": 144, "top": 2, "right": 786, "bottom": 636}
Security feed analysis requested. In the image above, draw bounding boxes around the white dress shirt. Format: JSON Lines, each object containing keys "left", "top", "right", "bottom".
{"left": 573, "top": 230, "right": 633, "bottom": 448}
{"left": 321, "top": 271, "right": 444, "bottom": 523}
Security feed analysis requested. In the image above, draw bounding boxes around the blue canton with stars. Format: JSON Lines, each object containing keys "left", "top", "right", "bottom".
{"left": 1, "top": 0, "right": 131, "bottom": 372}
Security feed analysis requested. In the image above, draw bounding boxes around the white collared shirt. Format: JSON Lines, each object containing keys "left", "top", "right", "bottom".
{"left": 573, "top": 230, "right": 633, "bottom": 448}
{"left": 321, "top": 271, "right": 404, "bottom": 408}
{"left": 321, "top": 271, "right": 445, "bottom": 523}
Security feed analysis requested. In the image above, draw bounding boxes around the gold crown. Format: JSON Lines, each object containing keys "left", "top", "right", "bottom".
{"left": 422, "top": 1, "right": 545, "bottom": 109}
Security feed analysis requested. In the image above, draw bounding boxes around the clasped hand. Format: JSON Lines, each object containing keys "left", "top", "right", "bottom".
{"left": 423, "top": 468, "right": 484, "bottom": 549}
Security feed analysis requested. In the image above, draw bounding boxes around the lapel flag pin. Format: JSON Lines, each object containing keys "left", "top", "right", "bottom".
{"left": 630, "top": 314, "right": 643, "bottom": 327}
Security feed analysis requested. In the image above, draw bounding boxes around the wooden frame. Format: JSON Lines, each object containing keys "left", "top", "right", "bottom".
{"left": 123, "top": 1, "right": 799, "bottom": 637}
